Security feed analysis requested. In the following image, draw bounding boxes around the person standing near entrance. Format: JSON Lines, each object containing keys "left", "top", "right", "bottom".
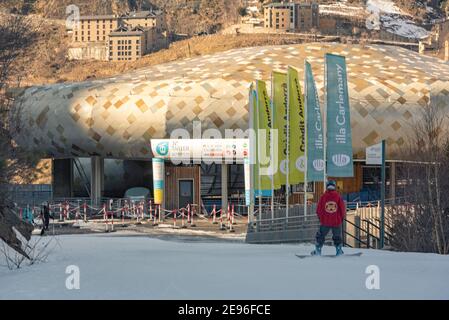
{"left": 312, "top": 180, "right": 346, "bottom": 256}
{"left": 40, "top": 202, "right": 53, "bottom": 236}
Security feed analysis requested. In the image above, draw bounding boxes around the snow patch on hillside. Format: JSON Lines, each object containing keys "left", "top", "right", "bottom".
{"left": 381, "top": 14, "right": 430, "bottom": 39}
{"left": 320, "top": 3, "right": 367, "bottom": 18}
{"left": 369, "top": 0, "right": 430, "bottom": 40}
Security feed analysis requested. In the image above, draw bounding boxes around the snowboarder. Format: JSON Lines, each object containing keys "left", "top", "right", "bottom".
{"left": 311, "top": 180, "right": 346, "bottom": 256}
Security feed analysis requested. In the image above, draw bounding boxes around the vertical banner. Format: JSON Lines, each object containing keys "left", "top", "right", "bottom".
{"left": 272, "top": 71, "right": 288, "bottom": 188}
{"left": 256, "top": 80, "right": 274, "bottom": 196}
{"left": 248, "top": 84, "right": 256, "bottom": 205}
{"left": 248, "top": 83, "right": 259, "bottom": 190}
{"left": 305, "top": 61, "right": 325, "bottom": 181}
{"left": 152, "top": 158, "right": 165, "bottom": 205}
{"left": 244, "top": 158, "right": 251, "bottom": 206}
{"left": 288, "top": 67, "right": 306, "bottom": 184}
{"left": 325, "top": 54, "right": 354, "bottom": 177}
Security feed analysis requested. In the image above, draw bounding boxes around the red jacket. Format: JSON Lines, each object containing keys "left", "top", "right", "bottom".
{"left": 316, "top": 190, "right": 346, "bottom": 227}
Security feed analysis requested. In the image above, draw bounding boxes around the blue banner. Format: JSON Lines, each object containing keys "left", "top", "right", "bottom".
{"left": 325, "top": 54, "right": 354, "bottom": 177}
{"left": 305, "top": 61, "right": 325, "bottom": 182}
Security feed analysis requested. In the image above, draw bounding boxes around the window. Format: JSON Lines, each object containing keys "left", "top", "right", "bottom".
{"left": 75, "top": 37, "right": 78, "bottom": 41}
{"left": 82, "top": 37, "right": 84, "bottom": 41}
{"left": 136, "top": 40, "right": 140, "bottom": 44}
{"left": 291, "top": 182, "right": 314, "bottom": 193}
{"left": 103, "top": 36, "right": 106, "bottom": 41}
{"left": 109, "top": 40, "right": 113, "bottom": 45}
{"left": 97, "top": 36, "right": 99, "bottom": 41}
{"left": 88, "top": 36, "right": 90, "bottom": 41}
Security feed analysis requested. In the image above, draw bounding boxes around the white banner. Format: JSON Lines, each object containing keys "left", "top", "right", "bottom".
{"left": 151, "top": 139, "right": 249, "bottom": 163}
{"left": 366, "top": 142, "right": 383, "bottom": 165}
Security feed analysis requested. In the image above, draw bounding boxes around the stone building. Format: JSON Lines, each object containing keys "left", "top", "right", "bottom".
{"left": 264, "top": 1, "right": 319, "bottom": 32}
{"left": 70, "top": 10, "right": 168, "bottom": 61}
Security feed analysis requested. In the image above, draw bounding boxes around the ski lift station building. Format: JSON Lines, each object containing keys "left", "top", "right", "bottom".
{"left": 13, "top": 43, "right": 449, "bottom": 209}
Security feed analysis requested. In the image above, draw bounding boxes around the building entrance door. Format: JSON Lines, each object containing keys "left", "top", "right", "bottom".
{"left": 178, "top": 179, "right": 194, "bottom": 209}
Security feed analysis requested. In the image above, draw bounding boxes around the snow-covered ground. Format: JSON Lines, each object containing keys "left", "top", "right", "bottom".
{"left": 1, "top": 234, "right": 448, "bottom": 299}
{"left": 320, "top": 2, "right": 367, "bottom": 18}
{"left": 321, "top": 0, "right": 430, "bottom": 40}
{"left": 366, "top": 0, "right": 430, "bottom": 39}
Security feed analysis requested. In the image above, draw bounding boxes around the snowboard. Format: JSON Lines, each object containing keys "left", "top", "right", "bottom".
{"left": 295, "top": 252, "right": 363, "bottom": 259}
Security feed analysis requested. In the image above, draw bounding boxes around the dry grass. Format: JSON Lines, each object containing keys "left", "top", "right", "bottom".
{"left": 24, "top": 32, "right": 309, "bottom": 85}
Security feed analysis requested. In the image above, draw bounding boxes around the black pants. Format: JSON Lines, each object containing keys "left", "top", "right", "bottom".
{"left": 316, "top": 225, "right": 343, "bottom": 247}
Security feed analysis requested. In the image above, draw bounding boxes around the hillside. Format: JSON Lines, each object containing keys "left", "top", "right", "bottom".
{"left": 0, "top": 0, "right": 244, "bottom": 35}
{"left": 0, "top": 0, "right": 152, "bottom": 16}
{"left": 19, "top": 29, "right": 310, "bottom": 86}
{"left": 393, "top": 0, "right": 445, "bottom": 22}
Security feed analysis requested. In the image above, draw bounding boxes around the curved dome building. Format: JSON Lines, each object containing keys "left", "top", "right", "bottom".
{"left": 13, "top": 43, "right": 449, "bottom": 204}
{"left": 14, "top": 43, "right": 449, "bottom": 159}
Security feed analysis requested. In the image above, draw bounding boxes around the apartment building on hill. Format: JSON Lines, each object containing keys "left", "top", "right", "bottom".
{"left": 263, "top": 1, "right": 319, "bottom": 32}
{"left": 70, "top": 10, "right": 168, "bottom": 61}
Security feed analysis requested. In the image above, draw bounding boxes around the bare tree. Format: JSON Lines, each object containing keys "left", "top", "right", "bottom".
{"left": 0, "top": 14, "right": 41, "bottom": 258}
{"left": 390, "top": 100, "right": 449, "bottom": 254}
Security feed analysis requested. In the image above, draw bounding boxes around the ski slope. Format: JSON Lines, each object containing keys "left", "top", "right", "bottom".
{"left": 1, "top": 234, "right": 448, "bottom": 299}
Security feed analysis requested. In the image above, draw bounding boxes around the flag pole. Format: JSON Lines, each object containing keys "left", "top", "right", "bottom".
{"left": 249, "top": 85, "right": 255, "bottom": 223}
{"left": 256, "top": 81, "right": 263, "bottom": 221}
{"left": 286, "top": 67, "right": 290, "bottom": 220}
{"left": 303, "top": 61, "right": 308, "bottom": 219}
{"left": 323, "top": 57, "right": 328, "bottom": 191}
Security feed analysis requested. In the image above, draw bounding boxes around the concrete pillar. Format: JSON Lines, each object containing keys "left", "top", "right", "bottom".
{"left": 52, "top": 159, "right": 74, "bottom": 199}
{"left": 221, "top": 163, "right": 228, "bottom": 214}
{"left": 390, "top": 162, "right": 396, "bottom": 204}
{"left": 91, "top": 156, "right": 104, "bottom": 206}
{"left": 419, "top": 41, "right": 425, "bottom": 54}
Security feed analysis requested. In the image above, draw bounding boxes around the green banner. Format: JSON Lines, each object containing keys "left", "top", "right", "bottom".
{"left": 248, "top": 83, "right": 257, "bottom": 201}
{"left": 305, "top": 61, "right": 325, "bottom": 182}
{"left": 272, "top": 71, "right": 288, "bottom": 189}
{"left": 325, "top": 54, "right": 354, "bottom": 177}
{"left": 287, "top": 67, "right": 306, "bottom": 184}
{"left": 256, "top": 80, "right": 273, "bottom": 195}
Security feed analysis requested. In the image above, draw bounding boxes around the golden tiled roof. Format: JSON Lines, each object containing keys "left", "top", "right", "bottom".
{"left": 14, "top": 43, "right": 449, "bottom": 159}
